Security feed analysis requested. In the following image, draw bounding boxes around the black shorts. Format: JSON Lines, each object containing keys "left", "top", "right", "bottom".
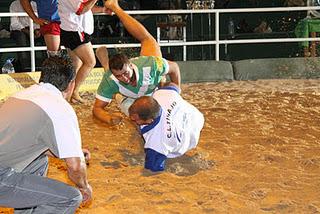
{"left": 60, "top": 29, "right": 92, "bottom": 51}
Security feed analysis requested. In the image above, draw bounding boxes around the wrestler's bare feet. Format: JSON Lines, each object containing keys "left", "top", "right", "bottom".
{"left": 71, "top": 92, "right": 86, "bottom": 104}
{"left": 105, "top": 0, "right": 120, "bottom": 11}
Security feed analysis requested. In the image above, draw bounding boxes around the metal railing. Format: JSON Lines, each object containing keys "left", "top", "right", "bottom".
{"left": 1, "top": 6, "right": 320, "bottom": 71}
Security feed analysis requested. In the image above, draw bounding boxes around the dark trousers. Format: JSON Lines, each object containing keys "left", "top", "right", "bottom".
{"left": 10, "top": 30, "right": 31, "bottom": 72}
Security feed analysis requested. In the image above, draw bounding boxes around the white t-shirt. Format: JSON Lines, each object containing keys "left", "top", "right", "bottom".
{"left": 141, "top": 86, "right": 204, "bottom": 158}
{"left": 10, "top": 0, "right": 40, "bottom": 31}
{"left": 12, "top": 83, "right": 84, "bottom": 159}
{"left": 58, "top": 0, "right": 94, "bottom": 34}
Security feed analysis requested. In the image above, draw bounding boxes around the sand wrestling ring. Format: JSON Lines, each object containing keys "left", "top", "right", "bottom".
{"left": 1, "top": 71, "right": 320, "bottom": 213}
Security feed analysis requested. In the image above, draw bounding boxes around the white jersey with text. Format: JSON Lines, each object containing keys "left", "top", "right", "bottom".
{"left": 141, "top": 86, "right": 204, "bottom": 158}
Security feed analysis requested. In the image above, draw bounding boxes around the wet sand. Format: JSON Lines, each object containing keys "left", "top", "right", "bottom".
{"left": 1, "top": 79, "right": 320, "bottom": 213}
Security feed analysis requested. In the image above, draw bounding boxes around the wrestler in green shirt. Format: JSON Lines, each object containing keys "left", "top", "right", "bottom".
{"left": 96, "top": 56, "right": 169, "bottom": 102}
{"left": 93, "top": 0, "right": 181, "bottom": 125}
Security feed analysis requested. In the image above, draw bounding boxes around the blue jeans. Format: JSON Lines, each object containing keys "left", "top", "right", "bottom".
{"left": 0, "top": 154, "right": 82, "bottom": 214}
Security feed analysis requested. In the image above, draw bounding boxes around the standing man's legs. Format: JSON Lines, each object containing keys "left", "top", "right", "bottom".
{"left": 44, "top": 34, "right": 60, "bottom": 56}
{"left": 68, "top": 42, "right": 96, "bottom": 103}
{"left": 105, "top": 0, "right": 162, "bottom": 57}
{"left": 0, "top": 155, "right": 82, "bottom": 214}
{"left": 60, "top": 29, "right": 96, "bottom": 103}
{"left": 68, "top": 49, "right": 83, "bottom": 74}
{"left": 40, "top": 22, "right": 61, "bottom": 57}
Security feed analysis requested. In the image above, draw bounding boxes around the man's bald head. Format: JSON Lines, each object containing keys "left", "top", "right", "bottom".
{"left": 129, "top": 96, "right": 161, "bottom": 121}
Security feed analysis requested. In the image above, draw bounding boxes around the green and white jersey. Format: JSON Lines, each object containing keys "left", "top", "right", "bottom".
{"left": 96, "top": 56, "right": 169, "bottom": 102}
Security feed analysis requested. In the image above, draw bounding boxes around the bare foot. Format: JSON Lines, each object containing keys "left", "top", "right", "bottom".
{"left": 71, "top": 93, "right": 86, "bottom": 104}
{"left": 105, "top": 0, "right": 120, "bottom": 11}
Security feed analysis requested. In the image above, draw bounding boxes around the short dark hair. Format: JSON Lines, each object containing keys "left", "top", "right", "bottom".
{"left": 109, "top": 53, "right": 130, "bottom": 71}
{"left": 39, "top": 55, "right": 75, "bottom": 91}
{"left": 129, "top": 96, "right": 161, "bottom": 120}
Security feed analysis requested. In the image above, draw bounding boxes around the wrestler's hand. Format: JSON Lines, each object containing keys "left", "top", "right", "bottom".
{"left": 109, "top": 114, "right": 123, "bottom": 125}
{"left": 80, "top": 184, "right": 93, "bottom": 203}
{"left": 105, "top": 0, "right": 119, "bottom": 12}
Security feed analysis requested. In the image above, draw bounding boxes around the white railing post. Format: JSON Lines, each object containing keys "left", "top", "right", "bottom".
{"left": 183, "top": 25, "right": 187, "bottom": 61}
{"left": 215, "top": 11, "right": 220, "bottom": 61}
{"left": 156, "top": 26, "right": 160, "bottom": 43}
{"left": 29, "top": 18, "right": 36, "bottom": 72}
